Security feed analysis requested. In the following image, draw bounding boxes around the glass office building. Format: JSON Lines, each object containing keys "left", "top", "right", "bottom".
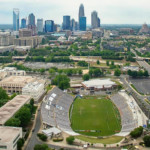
{"left": 45, "top": 20, "right": 54, "bottom": 32}
{"left": 13, "top": 8, "right": 19, "bottom": 31}
{"left": 63, "top": 16, "right": 70, "bottom": 30}
{"left": 79, "top": 16, "right": 86, "bottom": 31}
{"left": 21, "top": 18, "right": 26, "bottom": 28}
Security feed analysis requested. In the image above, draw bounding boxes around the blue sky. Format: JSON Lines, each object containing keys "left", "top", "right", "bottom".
{"left": 0, "top": 0, "right": 150, "bottom": 24}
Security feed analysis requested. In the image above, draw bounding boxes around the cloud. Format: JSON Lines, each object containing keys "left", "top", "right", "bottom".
{"left": 0, "top": 0, "right": 150, "bottom": 24}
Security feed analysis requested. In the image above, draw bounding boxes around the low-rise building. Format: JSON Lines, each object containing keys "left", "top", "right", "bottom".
{"left": 22, "top": 81, "right": 45, "bottom": 102}
{"left": 0, "top": 126, "right": 22, "bottom": 150}
{"left": 0, "top": 95, "right": 31, "bottom": 125}
{"left": 122, "top": 66, "right": 139, "bottom": 72}
{"left": 0, "top": 67, "right": 26, "bottom": 80}
{"left": 0, "top": 76, "right": 35, "bottom": 93}
{"left": 82, "top": 79, "right": 117, "bottom": 91}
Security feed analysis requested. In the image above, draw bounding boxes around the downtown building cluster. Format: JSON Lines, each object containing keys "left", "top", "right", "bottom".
{"left": 13, "top": 4, "right": 101, "bottom": 34}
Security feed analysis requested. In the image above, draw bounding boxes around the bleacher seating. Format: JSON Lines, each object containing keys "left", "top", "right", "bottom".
{"left": 111, "top": 92, "right": 136, "bottom": 133}
{"left": 41, "top": 87, "right": 77, "bottom": 134}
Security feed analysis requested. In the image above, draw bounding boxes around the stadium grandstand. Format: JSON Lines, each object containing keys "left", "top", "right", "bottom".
{"left": 111, "top": 90, "right": 147, "bottom": 136}
{"left": 41, "top": 87, "right": 78, "bottom": 135}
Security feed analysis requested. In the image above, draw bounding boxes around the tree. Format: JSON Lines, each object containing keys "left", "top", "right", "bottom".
{"left": 106, "top": 60, "right": 110, "bottom": 66}
{"left": 93, "top": 68, "right": 103, "bottom": 77}
{"left": 130, "top": 126, "right": 143, "bottom": 138}
{"left": 111, "top": 61, "right": 114, "bottom": 66}
{"left": 52, "top": 75, "right": 70, "bottom": 90}
{"left": 83, "top": 74, "right": 90, "bottom": 81}
{"left": 37, "top": 133, "right": 47, "bottom": 142}
{"left": 40, "top": 68, "right": 45, "bottom": 74}
{"left": 97, "top": 60, "right": 100, "bottom": 65}
{"left": 77, "top": 61, "right": 88, "bottom": 67}
{"left": 114, "top": 69, "right": 121, "bottom": 76}
{"left": 0, "top": 87, "right": 9, "bottom": 99}
{"left": 15, "top": 106, "right": 32, "bottom": 128}
{"left": 143, "top": 70, "right": 149, "bottom": 77}
{"left": 5, "top": 118, "right": 21, "bottom": 127}
{"left": 66, "top": 136, "right": 75, "bottom": 145}
{"left": 78, "top": 69, "right": 82, "bottom": 75}
{"left": 143, "top": 135, "right": 150, "bottom": 147}
{"left": 17, "top": 138, "right": 24, "bottom": 150}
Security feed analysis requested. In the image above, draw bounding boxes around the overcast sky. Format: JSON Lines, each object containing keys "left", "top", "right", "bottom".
{"left": 0, "top": 0, "right": 150, "bottom": 24}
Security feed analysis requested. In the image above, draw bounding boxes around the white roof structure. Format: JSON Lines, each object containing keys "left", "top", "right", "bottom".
{"left": 82, "top": 78, "right": 116, "bottom": 89}
{"left": 42, "top": 127, "right": 61, "bottom": 136}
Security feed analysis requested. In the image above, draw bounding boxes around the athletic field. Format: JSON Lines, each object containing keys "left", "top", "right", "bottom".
{"left": 71, "top": 96, "right": 121, "bottom": 136}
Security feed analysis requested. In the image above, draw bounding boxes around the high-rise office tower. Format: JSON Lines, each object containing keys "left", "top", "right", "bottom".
{"left": 63, "top": 16, "right": 70, "bottom": 30}
{"left": 37, "top": 19, "right": 43, "bottom": 32}
{"left": 45, "top": 20, "right": 54, "bottom": 32}
{"left": 28, "top": 13, "right": 36, "bottom": 36}
{"left": 79, "top": 17, "right": 86, "bottom": 31}
{"left": 79, "top": 4, "right": 85, "bottom": 21}
{"left": 21, "top": 18, "right": 27, "bottom": 28}
{"left": 91, "top": 11, "right": 101, "bottom": 29}
{"left": 98, "top": 17, "right": 100, "bottom": 27}
{"left": 13, "top": 8, "right": 19, "bottom": 31}
{"left": 28, "top": 13, "right": 35, "bottom": 25}
{"left": 71, "top": 19, "right": 76, "bottom": 31}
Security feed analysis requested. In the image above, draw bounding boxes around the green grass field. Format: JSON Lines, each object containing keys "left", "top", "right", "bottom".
{"left": 71, "top": 96, "right": 121, "bottom": 136}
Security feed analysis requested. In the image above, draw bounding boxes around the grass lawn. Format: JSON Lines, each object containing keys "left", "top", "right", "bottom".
{"left": 71, "top": 96, "right": 121, "bottom": 136}
{"left": 76, "top": 135, "right": 124, "bottom": 144}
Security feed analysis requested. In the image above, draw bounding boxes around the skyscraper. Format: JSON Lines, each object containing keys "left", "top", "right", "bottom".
{"left": 28, "top": 13, "right": 35, "bottom": 26}
{"left": 79, "top": 4, "right": 85, "bottom": 21}
{"left": 91, "top": 11, "right": 101, "bottom": 29}
{"left": 21, "top": 18, "right": 26, "bottom": 29}
{"left": 45, "top": 20, "right": 54, "bottom": 32}
{"left": 98, "top": 18, "right": 101, "bottom": 28}
{"left": 37, "top": 19, "right": 43, "bottom": 32}
{"left": 71, "top": 19, "right": 76, "bottom": 31}
{"left": 79, "top": 17, "right": 86, "bottom": 31}
{"left": 13, "top": 8, "right": 19, "bottom": 31}
{"left": 28, "top": 13, "right": 36, "bottom": 36}
{"left": 63, "top": 16, "right": 70, "bottom": 30}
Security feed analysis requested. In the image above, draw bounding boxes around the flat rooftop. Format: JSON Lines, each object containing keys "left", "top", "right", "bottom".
{"left": 0, "top": 76, "right": 35, "bottom": 85}
{"left": 0, "top": 95, "right": 31, "bottom": 125}
{"left": 82, "top": 78, "right": 116, "bottom": 88}
{"left": 0, "top": 126, "right": 22, "bottom": 143}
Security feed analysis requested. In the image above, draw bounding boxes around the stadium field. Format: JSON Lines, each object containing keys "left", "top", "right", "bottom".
{"left": 71, "top": 96, "right": 121, "bottom": 136}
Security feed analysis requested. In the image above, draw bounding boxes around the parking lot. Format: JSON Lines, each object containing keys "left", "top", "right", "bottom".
{"left": 129, "top": 78, "right": 150, "bottom": 94}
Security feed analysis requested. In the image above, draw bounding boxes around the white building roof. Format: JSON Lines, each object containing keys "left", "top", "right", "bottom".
{"left": 82, "top": 78, "right": 116, "bottom": 89}
{"left": 42, "top": 127, "right": 61, "bottom": 136}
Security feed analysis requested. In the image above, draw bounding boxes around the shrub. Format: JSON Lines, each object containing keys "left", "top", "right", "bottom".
{"left": 53, "top": 138, "right": 63, "bottom": 142}
{"left": 37, "top": 133, "right": 47, "bottom": 142}
{"left": 66, "top": 136, "right": 75, "bottom": 145}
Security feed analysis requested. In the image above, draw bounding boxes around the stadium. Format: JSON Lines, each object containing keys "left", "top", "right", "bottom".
{"left": 41, "top": 87, "right": 147, "bottom": 142}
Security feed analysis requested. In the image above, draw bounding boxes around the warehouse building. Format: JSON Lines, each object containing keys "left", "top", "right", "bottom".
{"left": 0, "top": 126, "right": 22, "bottom": 150}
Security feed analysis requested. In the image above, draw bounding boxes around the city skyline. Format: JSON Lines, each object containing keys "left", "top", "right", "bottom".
{"left": 0, "top": 0, "right": 150, "bottom": 24}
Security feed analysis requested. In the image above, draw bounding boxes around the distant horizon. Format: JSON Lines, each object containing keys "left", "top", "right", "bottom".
{"left": 0, "top": 0, "right": 150, "bottom": 24}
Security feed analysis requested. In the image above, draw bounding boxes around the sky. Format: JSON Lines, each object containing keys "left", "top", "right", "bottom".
{"left": 0, "top": 0, "right": 150, "bottom": 24}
